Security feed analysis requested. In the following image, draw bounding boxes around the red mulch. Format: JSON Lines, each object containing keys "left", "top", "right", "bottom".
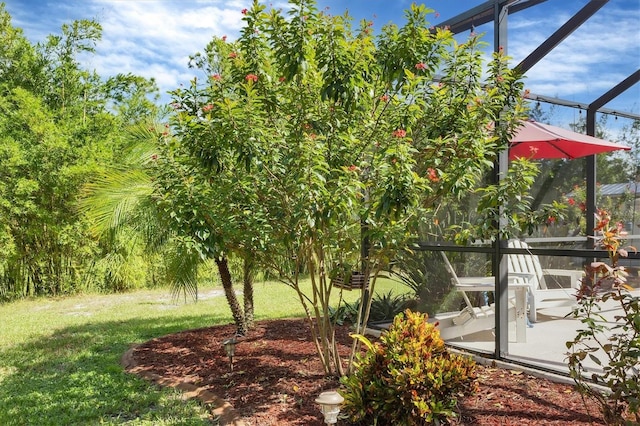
{"left": 126, "top": 318, "right": 606, "bottom": 425}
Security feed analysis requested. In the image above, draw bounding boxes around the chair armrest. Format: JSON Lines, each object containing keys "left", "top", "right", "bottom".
{"left": 455, "top": 278, "right": 530, "bottom": 292}
{"left": 456, "top": 276, "right": 495, "bottom": 287}
{"left": 508, "top": 272, "right": 535, "bottom": 283}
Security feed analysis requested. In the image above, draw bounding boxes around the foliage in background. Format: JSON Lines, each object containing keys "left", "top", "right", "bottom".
{"left": 330, "top": 290, "right": 415, "bottom": 325}
{"left": 566, "top": 210, "right": 639, "bottom": 425}
{"left": 151, "top": 124, "right": 258, "bottom": 334}
{"left": 562, "top": 183, "right": 640, "bottom": 239}
{"left": 340, "top": 310, "right": 478, "bottom": 425}
{"left": 368, "top": 290, "right": 416, "bottom": 322}
{"left": 386, "top": 248, "right": 454, "bottom": 315}
{"left": 77, "top": 117, "right": 259, "bottom": 335}
{"left": 329, "top": 299, "right": 360, "bottom": 326}
{"left": 0, "top": 5, "right": 160, "bottom": 300}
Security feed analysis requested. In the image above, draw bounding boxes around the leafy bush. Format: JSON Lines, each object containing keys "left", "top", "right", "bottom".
{"left": 387, "top": 249, "right": 452, "bottom": 316}
{"left": 340, "top": 310, "right": 478, "bottom": 424}
{"left": 566, "top": 210, "right": 639, "bottom": 425}
{"left": 369, "top": 291, "right": 416, "bottom": 322}
{"left": 330, "top": 291, "right": 416, "bottom": 326}
{"left": 329, "top": 300, "right": 360, "bottom": 326}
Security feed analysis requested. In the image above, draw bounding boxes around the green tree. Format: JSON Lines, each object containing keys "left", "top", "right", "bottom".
{"left": 0, "top": 5, "right": 159, "bottom": 299}
{"left": 151, "top": 128, "right": 257, "bottom": 334}
{"left": 38, "top": 18, "right": 102, "bottom": 114}
{"left": 166, "top": 0, "right": 529, "bottom": 376}
{"left": 0, "top": 4, "right": 43, "bottom": 92}
{"left": 78, "top": 117, "right": 258, "bottom": 334}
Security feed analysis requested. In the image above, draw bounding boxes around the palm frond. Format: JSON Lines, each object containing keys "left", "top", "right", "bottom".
{"left": 165, "top": 238, "right": 201, "bottom": 303}
{"left": 121, "top": 122, "right": 163, "bottom": 164}
{"left": 78, "top": 168, "right": 154, "bottom": 238}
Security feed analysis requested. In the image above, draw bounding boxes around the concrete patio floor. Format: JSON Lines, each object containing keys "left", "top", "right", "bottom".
{"left": 444, "top": 289, "right": 639, "bottom": 376}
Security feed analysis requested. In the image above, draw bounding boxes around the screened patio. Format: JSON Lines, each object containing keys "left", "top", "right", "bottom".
{"left": 403, "top": 0, "right": 640, "bottom": 377}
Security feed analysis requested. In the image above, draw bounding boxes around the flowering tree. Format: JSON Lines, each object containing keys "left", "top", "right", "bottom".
{"left": 165, "top": 0, "right": 529, "bottom": 376}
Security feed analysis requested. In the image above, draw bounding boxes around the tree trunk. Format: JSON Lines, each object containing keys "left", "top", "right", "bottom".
{"left": 243, "top": 257, "right": 255, "bottom": 330}
{"left": 215, "top": 256, "right": 247, "bottom": 336}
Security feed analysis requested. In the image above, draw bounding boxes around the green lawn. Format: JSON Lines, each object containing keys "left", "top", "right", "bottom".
{"left": 0, "top": 278, "right": 408, "bottom": 425}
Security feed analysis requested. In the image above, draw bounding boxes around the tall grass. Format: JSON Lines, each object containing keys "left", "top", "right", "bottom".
{"left": 0, "top": 278, "right": 408, "bottom": 425}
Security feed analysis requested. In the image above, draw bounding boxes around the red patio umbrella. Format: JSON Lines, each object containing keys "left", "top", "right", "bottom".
{"left": 509, "top": 120, "right": 631, "bottom": 160}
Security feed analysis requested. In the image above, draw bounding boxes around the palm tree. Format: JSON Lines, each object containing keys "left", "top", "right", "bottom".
{"left": 78, "top": 121, "right": 254, "bottom": 335}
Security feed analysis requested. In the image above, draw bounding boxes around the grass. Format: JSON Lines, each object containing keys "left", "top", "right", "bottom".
{"left": 0, "top": 277, "right": 408, "bottom": 425}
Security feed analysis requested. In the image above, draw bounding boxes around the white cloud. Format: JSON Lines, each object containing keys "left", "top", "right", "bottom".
{"left": 5, "top": 0, "right": 639, "bottom": 112}
{"left": 88, "top": 0, "right": 248, "bottom": 97}
{"left": 509, "top": 3, "right": 640, "bottom": 109}
{"left": 5, "top": 0, "right": 250, "bottom": 100}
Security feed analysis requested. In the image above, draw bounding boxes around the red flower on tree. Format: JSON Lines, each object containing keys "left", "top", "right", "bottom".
{"left": 229, "top": 52, "right": 238, "bottom": 59}
{"left": 211, "top": 74, "right": 221, "bottom": 81}
{"left": 415, "top": 62, "right": 427, "bottom": 70}
{"left": 568, "top": 198, "right": 576, "bottom": 206}
{"left": 427, "top": 168, "right": 439, "bottom": 182}
{"left": 392, "top": 129, "right": 407, "bottom": 138}
{"left": 202, "top": 104, "right": 214, "bottom": 112}
{"left": 241, "top": 8, "right": 248, "bottom": 14}
{"left": 245, "top": 74, "right": 258, "bottom": 82}
{"left": 380, "top": 94, "right": 389, "bottom": 102}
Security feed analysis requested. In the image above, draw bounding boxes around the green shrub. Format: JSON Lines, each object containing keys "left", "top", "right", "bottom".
{"left": 387, "top": 249, "right": 452, "bottom": 316}
{"left": 369, "top": 290, "right": 416, "bottom": 322}
{"left": 329, "top": 299, "right": 360, "bottom": 325}
{"left": 330, "top": 291, "right": 416, "bottom": 326}
{"left": 340, "top": 309, "right": 478, "bottom": 425}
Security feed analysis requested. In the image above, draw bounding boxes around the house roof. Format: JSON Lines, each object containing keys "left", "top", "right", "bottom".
{"left": 598, "top": 182, "right": 640, "bottom": 197}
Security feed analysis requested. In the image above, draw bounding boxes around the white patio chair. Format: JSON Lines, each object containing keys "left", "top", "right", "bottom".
{"left": 437, "top": 252, "right": 528, "bottom": 342}
{"left": 507, "top": 240, "right": 582, "bottom": 322}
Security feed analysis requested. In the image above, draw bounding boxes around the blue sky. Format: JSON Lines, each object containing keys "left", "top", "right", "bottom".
{"left": 4, "top": 0, "right": 640, "bottom": 126}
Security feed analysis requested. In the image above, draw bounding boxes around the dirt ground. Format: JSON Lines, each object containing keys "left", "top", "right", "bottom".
{"left": 125, "top": 318, "right": 607, "bottom": 425}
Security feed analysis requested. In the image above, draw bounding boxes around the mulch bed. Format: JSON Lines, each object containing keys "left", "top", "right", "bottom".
{"left": 124, "top": 318, "right": 606, "bottom": 425}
